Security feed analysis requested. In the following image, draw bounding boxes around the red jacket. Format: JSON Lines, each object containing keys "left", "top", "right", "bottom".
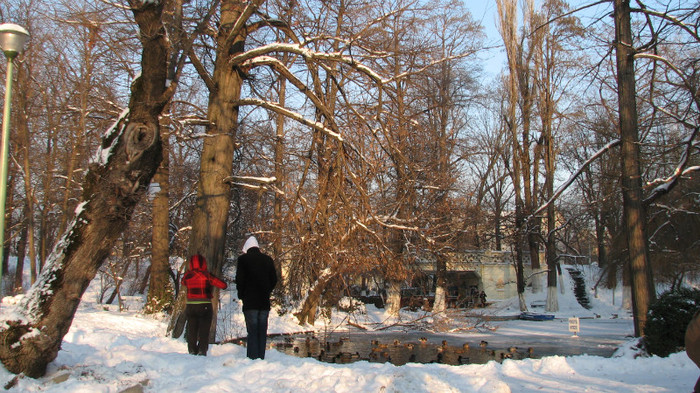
{"left": 181, "top": 254, "right": 227, "bottom": 302}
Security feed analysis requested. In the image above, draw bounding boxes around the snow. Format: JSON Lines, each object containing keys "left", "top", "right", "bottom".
{"left": 0, "top": 265, "right": 696, "bottom": 392}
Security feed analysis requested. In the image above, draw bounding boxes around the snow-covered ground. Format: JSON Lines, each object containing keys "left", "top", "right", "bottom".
{"left": 0, "top": 264, "right": 696, "bottom": 392}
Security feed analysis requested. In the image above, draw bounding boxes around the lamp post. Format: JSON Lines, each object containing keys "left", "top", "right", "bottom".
{"left": 0, "top": 23, "right": 30, "bottom": 296}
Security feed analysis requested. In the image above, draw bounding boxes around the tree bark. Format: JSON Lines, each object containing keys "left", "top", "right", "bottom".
{"left": 0, "top": 0, "right": 171, "bottom": 377}
{"left": 147, "top": 127, "right": 172, "bottom": 312}
{"left": 170, "top": 0, "right": 249, "bottom": 338}
{"left": 613, "top": 0, "right": 655, "bottom": 336}
{"left": 498, "top": 0, "right": 527, "bottom": 311}
{"left": 432, "top": 254, "right": 447, "bottom": 316}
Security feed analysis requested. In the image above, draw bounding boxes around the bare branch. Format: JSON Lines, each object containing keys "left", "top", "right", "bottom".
{"left": 529, "top": 139, "right": 621, "bottom": 220}
{"left": 235, "top": 98, "right": 343, "bottom": 142}
{"left": 225, "top": 0, "right": 266, "bottom": 50}
{"left": 246, "top": 56, "right": 340, "bottom": 133}
{"left": 632, "top": 4, "right": 700, "bottom": 43}
{"left": 229, "top": 43, "right": 386, "bottom": 85}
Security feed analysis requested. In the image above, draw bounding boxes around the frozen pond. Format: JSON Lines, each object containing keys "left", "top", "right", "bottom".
{"left": 270, "top": 316, "right": 634, "bottom": 366}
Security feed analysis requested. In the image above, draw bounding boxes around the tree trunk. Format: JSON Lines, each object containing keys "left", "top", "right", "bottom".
{"left": 385, "top": 281, "right": 401, "bottom": 316}
{"left": 169, "top": 0, "right": 249, "bottom": 338}
{"left": 0, "top": 1, "right": 170, "bottom": 377}
{"left": 145, "top": 0, "right": 185, "bottom": 314}
{"left": 613, "top": 0, "right": 655, "bottom": 337}
{"left": 14, "top": 60, "right": 36, "bottom": 294}
{"left": 498, "top": 0, "right": 527, "bottom": 312}
{"left": 545, "top": 223, "right": 559, "bottom": 312}
{"left": 433, "top": 254, "right": 447, "bottom": 316}
{"left": 13, "top": 215, "right": 27, "bottom": 294}
{"left": 2, "top": 173, "right": 15, "bottom": 278}
{"left": 146, "top": 123, "right": 172, "bottom": 313}
{"left": 273, "top": 76, "right": 286, "bottom": 282}
{"left": 296, "top": 272, "right": 335, "bottom": 326}
{"left": 543, "top": 71, "right": 557, "bottom": 312}
{"left": 514, "top": 223, "right": 527, "bottom": 312}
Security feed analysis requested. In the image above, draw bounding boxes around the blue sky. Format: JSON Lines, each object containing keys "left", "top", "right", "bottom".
{"left": 464, "top": 0, "right": 614, "bottom": 77}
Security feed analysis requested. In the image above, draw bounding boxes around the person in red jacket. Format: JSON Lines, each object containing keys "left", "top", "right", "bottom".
{"left": 181, "top": 254, "right": 227, "bottom": 356}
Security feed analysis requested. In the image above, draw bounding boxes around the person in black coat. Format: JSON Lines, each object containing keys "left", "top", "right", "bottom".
{"left": 236, "top": 236, "right": 278, "bottom": 359}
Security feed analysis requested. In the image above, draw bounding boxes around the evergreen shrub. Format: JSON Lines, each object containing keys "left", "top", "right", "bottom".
{"left": 644, "top": 287, "right": 700, "bottom": 357}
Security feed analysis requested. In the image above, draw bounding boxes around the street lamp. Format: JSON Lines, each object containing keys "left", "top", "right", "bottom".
{"left": 0, "top": 23, "right": 30, "bottom": 295}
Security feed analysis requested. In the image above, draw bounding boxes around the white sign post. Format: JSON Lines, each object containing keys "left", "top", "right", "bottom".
{"left": 569, "top": 317, "right": 580, "bottom": 337}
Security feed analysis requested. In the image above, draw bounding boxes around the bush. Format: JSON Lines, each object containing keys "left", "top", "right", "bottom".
{"left": 644, "top": 287, "right": 700, "bottom": 357}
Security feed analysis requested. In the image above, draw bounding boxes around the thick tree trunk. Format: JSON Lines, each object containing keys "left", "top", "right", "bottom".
{"left": 146, "top": 0, "right": 184, "bottom": 314}
{"left": 613, "top": 0, "right": 655, "bottom": 337}
{"left": 0, "top": 1, "right": 170, "bottom": 377}
{"left": 169, "top": 0, "right": 248, "bottom": 338}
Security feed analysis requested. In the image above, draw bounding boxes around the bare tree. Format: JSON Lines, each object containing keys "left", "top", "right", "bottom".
{"left": 0, "top": 0, "right": 174, "bottom": 377}
{"left": 531, "top": 0, "right": 585, "bottom": 312}
{"left": 497, "top": 0, "right": 528, "bottom": 311}
{"left": 613, "top": 0, "right": 656, "bottom": 336}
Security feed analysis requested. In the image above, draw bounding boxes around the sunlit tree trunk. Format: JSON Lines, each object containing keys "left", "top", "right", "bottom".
{"left": 613, "top": 0, "right": 655, "bottom": 336}
{"left": 147, "top": 128, "right": 172, "bottom": 313}
{"left": 498, "top": 0, "right": 527, "bottom": 311}
{"left": 170, "top": 0, "right": 250, "bottom": 338}
{"left": 273, "top": 77, "right": 286, "bottom": 281}
{"left": 146, "top": 0, "right": 184, "bottom": 314}
{"left": 0, "top": 0, "right": 171, "bottom": 377}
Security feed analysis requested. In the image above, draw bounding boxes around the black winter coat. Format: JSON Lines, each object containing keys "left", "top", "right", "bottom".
{"left": 236, "top": 247, "right": 278, "bottom": 311}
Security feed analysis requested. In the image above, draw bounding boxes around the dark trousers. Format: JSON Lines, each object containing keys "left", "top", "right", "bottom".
{"left": 243, "top": 309, "right": 270, "bottom": 359}
{"left": 185, "top": 302, "right": 213, "bottom": 355}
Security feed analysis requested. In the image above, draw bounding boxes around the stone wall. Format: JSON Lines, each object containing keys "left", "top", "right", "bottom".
{"left": 414, "top": 250, "right": 542, "bottom": 300}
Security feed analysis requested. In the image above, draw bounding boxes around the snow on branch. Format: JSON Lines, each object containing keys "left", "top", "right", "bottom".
{"left": 632, "top": 52, "right": 699, "bottom": 203}
{"left": 225, "top": 175, "right": 277, "bottom": 184}
{"left": 644, "top": 125, "right": 699, "bottom": 203}
{"left": 223, "top": 175, "right": 284, "bottom": 195}
{"left": 91, "top": 108, "right": 130, "bottom": 167}
{"left": 235, "top": 98, "right": 343, "bottom": 142}
{"left": 229, "top": 43, "right": 386, "bottom": 85}
{"left": 386, "top": 51, "right": 480, "bottom": 85}
{"left": 645, "top": 165, "right": 700, "bottom": 203}
{"left": 372, "top": 215, "right": 419, "bottom": 232}
{"left": 246, "top": 56, "right": 340, "bottom": 132}
{"left": 529, "top": 139, "right": 621, "bottom": 220}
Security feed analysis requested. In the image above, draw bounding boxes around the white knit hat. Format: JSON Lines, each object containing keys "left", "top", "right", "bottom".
{"left": 242, "top": 236, "right": 259, "bottom": 253}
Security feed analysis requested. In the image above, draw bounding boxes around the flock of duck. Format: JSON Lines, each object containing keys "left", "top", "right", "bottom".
{"left": 273, "top": 335, "right": 536, "bottom": 366}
